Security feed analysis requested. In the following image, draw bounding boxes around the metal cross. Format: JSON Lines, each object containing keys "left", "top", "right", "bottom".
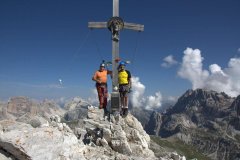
{"left": 88, "top": 0, "right": 144, "bottom": 112}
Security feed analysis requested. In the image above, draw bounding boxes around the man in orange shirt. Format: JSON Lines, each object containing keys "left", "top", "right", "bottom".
{"left": 92, "top": 63, "right": 112, "bottom": 115}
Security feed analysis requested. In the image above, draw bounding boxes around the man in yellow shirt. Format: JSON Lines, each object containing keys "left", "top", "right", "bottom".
{"left": 118, "top": 62, "right": 132, "bottom": 117}
{"left": 92, "top": 63, "right": 112, "bottom": 115}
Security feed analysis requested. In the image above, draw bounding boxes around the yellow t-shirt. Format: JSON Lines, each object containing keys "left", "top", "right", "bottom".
{"left": 118, "top": 70, "right": 130, "bottom": 85}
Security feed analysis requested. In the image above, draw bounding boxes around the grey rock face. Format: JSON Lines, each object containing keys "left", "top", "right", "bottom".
{"left": 170, "top": 89, "right": 234, "bottom": 117}
{"left": 230, "top": 95, "right": 240, "bottom": 117}
{"left": 145, "top": 111, "right": 162, "bottom": 135}
{"left": 0, "top": 120, "right": 86, "bottom": 160}
{"left": 63, "top": 97, "right": 89, "bottom": 122}
{"left": 131, "top": 107, "right": 153, "bottom": 128}
{"left": 0, "top": 102, "right": 8, "bottom": 120}
{"left": 155, "top": 89, "right": 240, "bottom": 160}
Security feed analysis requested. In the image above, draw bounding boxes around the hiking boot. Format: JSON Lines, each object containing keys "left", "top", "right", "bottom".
{"left": 122, "top": 108, "right": 128, "bottom": 118}
{"left": 120, "top": 110, "right": 123, "bottom": 116}
{"left": 125, "top": 108, "right": 128, "bottom": 115}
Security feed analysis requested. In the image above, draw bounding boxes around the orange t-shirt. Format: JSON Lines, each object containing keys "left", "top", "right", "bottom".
{"left": 93, "top": 70, "right": 109, "bottom": 83}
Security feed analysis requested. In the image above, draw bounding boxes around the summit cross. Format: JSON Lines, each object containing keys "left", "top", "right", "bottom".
{"left": 88, "top": 0, "right": 144, "bottom": 111}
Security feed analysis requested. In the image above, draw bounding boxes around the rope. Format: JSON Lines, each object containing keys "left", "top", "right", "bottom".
{"left": 92, "top": 31, "right": 104, "bottom": 61}
{"left": 72, "top": 29, "right": 91, "bottom": 60}
{"left": 69, "top": 29, "right": 105, "bottom": 67}
{"left": 129, "top": 31, "right": 141, "bottom": 72}
{"left": 62, "top": 29, "right": 91, "bottom": 74}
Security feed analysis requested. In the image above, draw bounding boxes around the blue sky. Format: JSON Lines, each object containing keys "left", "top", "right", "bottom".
{"left": 1, "top": 0, "right": 240, "bottom": 105}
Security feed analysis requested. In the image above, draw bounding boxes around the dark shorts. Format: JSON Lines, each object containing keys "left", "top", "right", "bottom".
{"left": 119, "top": 84, "right": 129, "bottom": 97}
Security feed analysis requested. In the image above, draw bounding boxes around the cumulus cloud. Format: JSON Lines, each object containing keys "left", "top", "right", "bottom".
{"left": 48, "top": 84, "right": 64, "bottom": 89}
{"left": 178, "top": 48, "right": 209, "bottom": 89}
{"left": 224, "top": 58, "right": 240, "bottom": 95}
{"left": 130, "top": 77, "right": 146, "bottom": 107}
{"left": 87, "top": 89, "right": 98, "bottom": 106}
{"left": 178, "top": 47, "right": 240, "bottom": 97}
{"left": 145, "top": 92, "right": 162, "bottom": 110}
{"left": 130, "top": 76, "right": 163, "bottom": 110}
{"left": 209, "top": 64, "right": 224, "bottom": 75}
{"left": 1, "top": 81, "right": 65, "bottom": 89}
{"left": 161, "top": 55, "right": 178, "bottom": 68}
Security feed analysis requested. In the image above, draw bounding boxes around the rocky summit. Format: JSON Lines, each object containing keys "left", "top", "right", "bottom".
{"left": 0, "top": 97, "right": 185, "bottom": 160}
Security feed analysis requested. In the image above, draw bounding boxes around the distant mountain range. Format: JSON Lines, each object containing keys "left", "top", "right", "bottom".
{"left": 0, "top": 96, "right": 184, "bottom": 159}
{"left": 1, "top": 89, "right": 240, "bottom": 160}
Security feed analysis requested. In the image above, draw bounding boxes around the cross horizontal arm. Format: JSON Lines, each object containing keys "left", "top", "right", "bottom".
{"left": 88, "top": 22, "right": 107, "bottom": 29}
{"left": 88, "top": 22, "right": 144, "bottom": 32}
{"left": 124, "top": 22, "right": 144, "bottom": 32}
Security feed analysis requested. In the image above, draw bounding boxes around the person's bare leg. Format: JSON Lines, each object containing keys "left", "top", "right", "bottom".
{"left": 120, "top": 96, "right": 124, "bottom": 115}
{"left": 124, "top": 96, "right": 128, "bottom": 107}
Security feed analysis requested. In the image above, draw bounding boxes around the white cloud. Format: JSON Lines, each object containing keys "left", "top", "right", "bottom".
{"left": 209, "top": 64, "right": 224, "bottom": 74}
{"left": 161, "top": 55, "right": 178, "bottom": 68}
{"left": 130, "top": 76, "right": 163, "bottom": 110}
{"left": 130, "top": 77, "right": 146, "bottom": 107}
{"left": 178, "top": 47, "right": 240, "bottom": 97}
{"left": 1, "top": 81, "right": 65, "bottom": 89}
{"left": 224, "top": 58, "right": 240, "bottom": 95}
{"left": 48, "top": 84, "right": 64, "bottom": 89}
{"left": 178, "top": 48, "right": 209, "bottom": 89}
{"left": 238, "top": 48, "right": 240, "bottom": 53}
{"left": 87, "top": 89, "right": 98, "bottom": 106}
{"left": 164, "top": 96, "right": 178, "bottom": 103}
{"left": 145, "top": 92, "right": 162, "bottom": 110}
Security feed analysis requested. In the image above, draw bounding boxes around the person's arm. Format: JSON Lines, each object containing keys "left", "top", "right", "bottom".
{"left": 129, "top": 78, "right": 132, "bottom": 88}
{"left": 92, "top": 71, "right": 101, "bottom": 83}
{"left": 127, "top": 70, "right": 132, "bottom": 87}
{"left": 107, "top": 70, "right": 113, "bottom": 78}
{"left": 128, "top": 77, "right": 132, "bottom": 93}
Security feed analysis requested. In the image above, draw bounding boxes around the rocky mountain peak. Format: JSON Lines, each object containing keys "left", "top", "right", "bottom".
{"left": 2, "top": 96, "right": 65, "bottom": 122}
{"left": 7, "top": 96, "right": 38, "bottom": 117}
{"left": 182, "top": 89, "right": 231, "bottom": 100}
{"left": 169, "top": 89, "right": 234, "bottom": 114}
{"left": 155, "top": 89, "right": 240, "bottom": 160}
{"left": 64, "top": 96, "right": 89, "bottom": 110}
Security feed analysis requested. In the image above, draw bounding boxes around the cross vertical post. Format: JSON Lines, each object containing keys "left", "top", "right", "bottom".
{"left": 88, "top": 0, "right": 144, "bottom": 113}
{"left": 113, "top": 0, "right": 119, "bottom": 16}
{"left": 112, "top": 0, "right": 119, "bottom": 93}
